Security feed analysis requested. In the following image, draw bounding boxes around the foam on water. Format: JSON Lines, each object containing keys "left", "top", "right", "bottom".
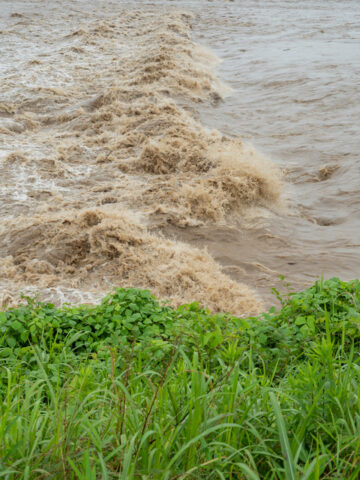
{"left": 2, "top": 0, "right": 357, "bottom": 309}
{"left": 0, "top": 4, "right": 281, "bottom": 313}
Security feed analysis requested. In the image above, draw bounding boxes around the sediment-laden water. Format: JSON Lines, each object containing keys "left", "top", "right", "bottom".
{"left": 0, "top": 0, "right": 359, "bottom": 312}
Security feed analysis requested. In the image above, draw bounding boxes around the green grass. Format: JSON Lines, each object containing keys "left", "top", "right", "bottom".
{"left": 1, "top": 278, "right": 360, "bottom": 479}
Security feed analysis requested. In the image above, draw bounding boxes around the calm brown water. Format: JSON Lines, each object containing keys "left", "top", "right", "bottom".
{"left": 0, "top": 0, "right": 359, "bottom": 310}
{"left": 190, "top": 0, "right": 360, "bottom": 297}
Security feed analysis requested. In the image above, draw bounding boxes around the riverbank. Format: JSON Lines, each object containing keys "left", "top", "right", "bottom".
{"left": 1, "top": 277, "right": 360, "bottom": 478}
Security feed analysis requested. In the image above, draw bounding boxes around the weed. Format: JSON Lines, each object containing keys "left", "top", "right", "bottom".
{"left": 0, "top": 278, "right": 360, "bottom": 478}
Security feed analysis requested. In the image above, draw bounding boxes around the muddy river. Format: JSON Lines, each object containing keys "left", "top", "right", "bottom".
{"left": 0, "top": 0, "right": 359, "bottom": 312}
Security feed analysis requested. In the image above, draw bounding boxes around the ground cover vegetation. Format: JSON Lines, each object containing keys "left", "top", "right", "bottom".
{"left": 1, "top": 277, "right": 360, "bottom": 479}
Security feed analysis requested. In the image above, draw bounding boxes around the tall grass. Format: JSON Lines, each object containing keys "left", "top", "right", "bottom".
{"left": 1, "top": 278, "right": 360, "bottom": 478}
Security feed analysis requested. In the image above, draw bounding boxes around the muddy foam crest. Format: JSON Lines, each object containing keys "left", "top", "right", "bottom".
{"left": 0, "top": 6, "right": 282, "bottom": 313}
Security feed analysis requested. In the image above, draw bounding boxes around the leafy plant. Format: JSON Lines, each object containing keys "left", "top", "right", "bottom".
{"left": 0, "top": 278, "right": 360, "bottom": 478}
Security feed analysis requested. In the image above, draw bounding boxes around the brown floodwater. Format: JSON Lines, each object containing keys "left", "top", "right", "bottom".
{"left": 186, "top": 0, "right": 360, "bottom": 299}
{"left": 0, "top": 0, "right": 359, "bottom": 311}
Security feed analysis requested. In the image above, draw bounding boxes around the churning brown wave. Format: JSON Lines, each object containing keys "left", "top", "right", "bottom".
{"left": 0, "top": 7, "right": 282, "bottom": 314}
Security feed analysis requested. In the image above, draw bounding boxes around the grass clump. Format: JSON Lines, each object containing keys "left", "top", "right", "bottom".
{"left": 1, "top": 278, "right": 360, "bottom": 479}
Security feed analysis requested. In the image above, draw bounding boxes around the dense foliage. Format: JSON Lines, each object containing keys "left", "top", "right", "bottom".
{"left": 1, "top": 278, "right": 360, "bottom": 479}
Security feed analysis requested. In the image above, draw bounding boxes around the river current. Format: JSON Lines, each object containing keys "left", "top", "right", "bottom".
{"left": 0, "top": 0, "right": 359, "bottom": 310}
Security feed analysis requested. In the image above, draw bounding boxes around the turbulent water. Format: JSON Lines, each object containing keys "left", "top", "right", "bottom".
{"left": 0, "top": 0, "right": 359, "bottom": 312}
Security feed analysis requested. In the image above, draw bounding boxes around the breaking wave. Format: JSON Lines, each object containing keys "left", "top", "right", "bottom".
{"left": 0, "top": 7, "right": 282, "bottom": 314}
{"left": 0, "top": 209, "right": 262, "bottom": 314}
